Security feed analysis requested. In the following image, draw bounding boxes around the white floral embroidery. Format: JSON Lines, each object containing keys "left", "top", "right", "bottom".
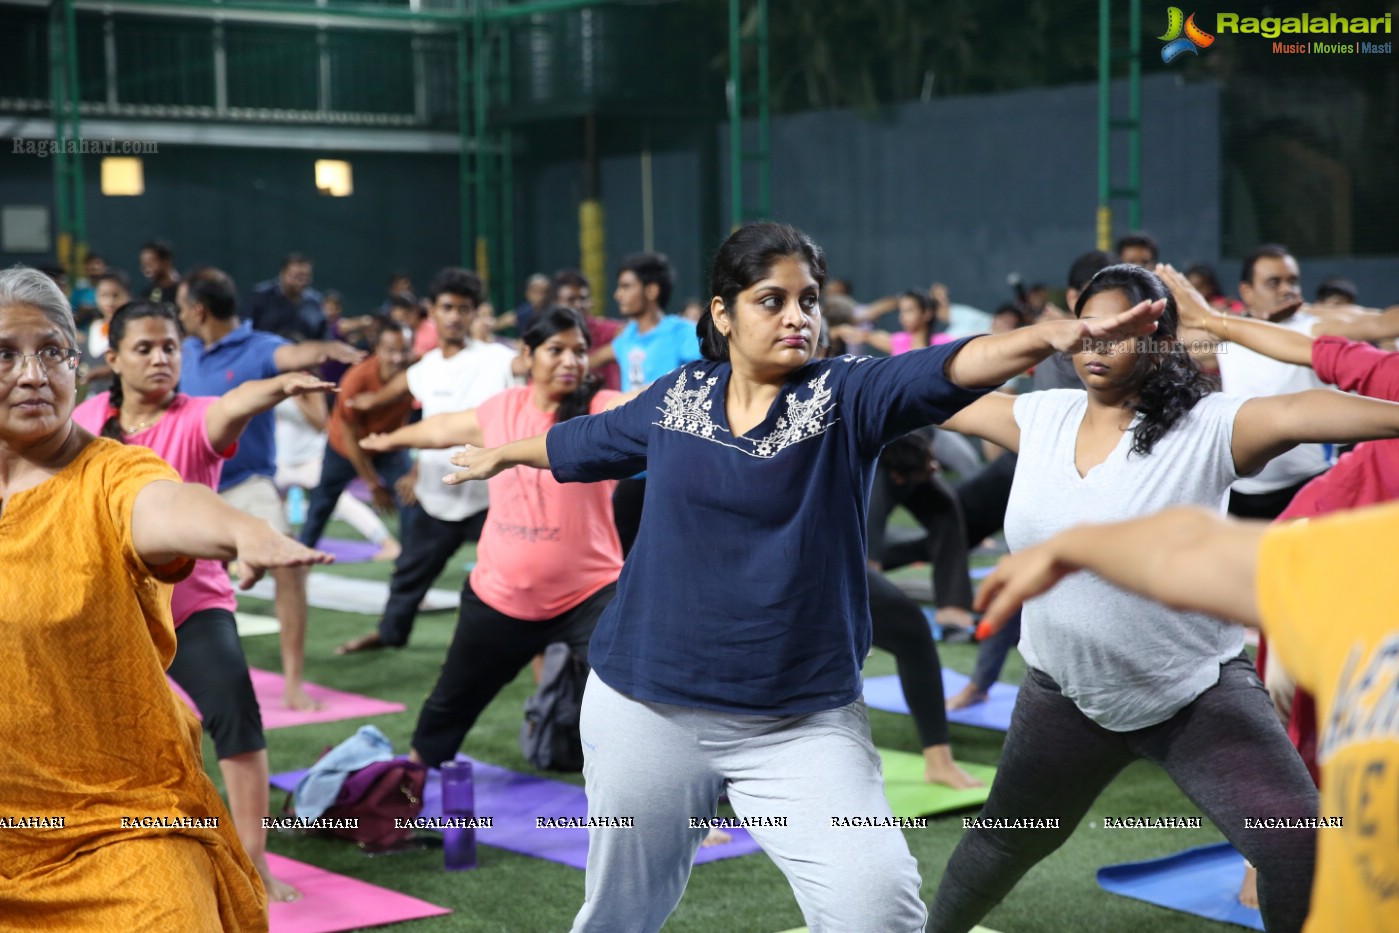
{"left": 657, "top": 370, "right": 721, "bottom": 439}
{"left": 752, "top": 370, "right": 835, "bottom": 458}
{"left": 655, "top": 367, "right": 837, "bottom": 457}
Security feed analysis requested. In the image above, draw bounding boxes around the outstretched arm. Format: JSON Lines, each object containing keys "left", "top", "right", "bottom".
{"left": 273, "top": 340, "right": 365, "bottom": 373}
{"left": 832, "top": 324, "right": 893, "bottom": 354}
{"left": 943, "top": 299, "right": 1164, "bottom": 389}
{"left": 1314, "top": 304, "right": 1399, "bottom": 343}
{"left": 975, "top": 507, "right": 1265, "bottom": 634}
{"left": 1160, "top": 263, "right": 1312, "bottom": 367}
{"left": 360, "top": 408, "right": 483, "bottom": 452}
{"left": 442, "top": 434, "right": 550, "bottom": 485}
{"left": 1232, "top": 390, "right": 1399, "bottom": 477}
{"left": 205, "top": 372, "right": 336, "bottom": 452}
{"left": 131, "top": 480, "right": 333, "bottom": 589}
{"left": 933, "top": 393, "right": 1021, "bottom": 453}
{"left": 345, "top": 370, "right": 411, "bottom": 413}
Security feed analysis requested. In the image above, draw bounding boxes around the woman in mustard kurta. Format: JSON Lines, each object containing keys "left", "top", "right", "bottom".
{"left": 0, "top": 266, "right": 332, "bottom": 930}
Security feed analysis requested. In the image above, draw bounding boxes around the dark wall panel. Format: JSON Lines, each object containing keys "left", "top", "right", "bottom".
{"left": 0, "top": 144, "right": 462, "bottom": 314}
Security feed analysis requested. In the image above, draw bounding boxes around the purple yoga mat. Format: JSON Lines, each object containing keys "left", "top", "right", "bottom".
{"left": 271, "top": 756, "right": 764, "bottom": 870}
{"left": 314, "top": 538, "right": 382, "bottom": 563}
{"left": 863, "top": 669, "right": 1017, "bottom": 732}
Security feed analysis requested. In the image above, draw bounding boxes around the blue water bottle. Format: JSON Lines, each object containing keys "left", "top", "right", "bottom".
{"left": 286, "top": 486, "right": 307, "bottom": 526}
{"left": 440, "top": 760, "right": 477, "bottom": 871}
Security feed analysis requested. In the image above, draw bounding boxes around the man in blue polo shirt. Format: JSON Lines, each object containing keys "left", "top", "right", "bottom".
{"left": 178, "top": 266, "right": 362, "bottom": 711}
{"left": 587, "top": 252, "right": 701, "bottom": 554}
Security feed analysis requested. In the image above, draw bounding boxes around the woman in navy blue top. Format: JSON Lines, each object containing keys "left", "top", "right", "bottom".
{"left": 446, "top": 223, "right": 1163, "bottom": 933}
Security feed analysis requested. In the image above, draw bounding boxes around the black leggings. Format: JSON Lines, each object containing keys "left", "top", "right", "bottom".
{"left": 870, "top": 471, "right": 974, "bottom": 611}
{"left": 929, "top": 657, "right": 1318, "bottom": 933}
{"left": 611, "top": 477, "right": 646, "bottom": 558}
{"left": 868, "top": 570, "right": 948, "bottom": 748}
{"left": 412, "top": 579, "right": 616, "bottom": 768}
{"left": 166, "top": 608, "right": 266, "bottom": 760}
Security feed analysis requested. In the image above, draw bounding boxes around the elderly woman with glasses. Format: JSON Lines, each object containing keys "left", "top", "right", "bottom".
{"left": 0, "top": 265, "right": 331, "bottom": 931}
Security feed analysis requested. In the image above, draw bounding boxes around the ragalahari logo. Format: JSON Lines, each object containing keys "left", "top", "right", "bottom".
{"left": 1159, "top": 7, "right": 1216, "bottom": 62}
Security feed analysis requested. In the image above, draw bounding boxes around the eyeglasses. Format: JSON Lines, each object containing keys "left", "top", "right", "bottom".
{"left": 0, "top": 346, "right": 82, "bottom": 378}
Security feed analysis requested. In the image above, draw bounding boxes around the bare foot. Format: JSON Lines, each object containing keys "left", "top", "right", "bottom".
{"left": 282, "top": 683, "right": 325, "bottom": 712}
{"left": 256, "top": 855, "right": 302, "bottom": 904}
{"left": 372, "top": 538, "right": 402, "bottom": 563}
{"left": 1239, "top": 862, "right": 1259, "bottom": 909}
{"left": 335, "top": 632, "right": 385, "bottom": 655}
{"left": 700, "top": 827, "right": 732, "bottom": 847}
{"left": 946, "top": 682, "right": 990, "bottom": 711}
{"left": 936, "top": 606, "right": 977, "bottom": 630}
{"left": 923, "top": 745, "right": 985, "bottom": 789}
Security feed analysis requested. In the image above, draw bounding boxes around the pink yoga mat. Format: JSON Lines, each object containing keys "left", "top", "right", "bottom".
{"left": 271, "top": 756, "right": 765, "bottom": 870}
{"left": 169, "top": 668, "right": 406, "bottom": 730}
{"left": 266, "top": 852, "right": 450, "bottom": 933}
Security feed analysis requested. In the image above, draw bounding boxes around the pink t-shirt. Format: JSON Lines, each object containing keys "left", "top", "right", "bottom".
{"left": 890, "top": 331, "right": 955, "bottom": 355}
{"left": 73, "top": 393, "right": 237, "bottom": 626}
{"left": 471, "top": 386, "right": 624, "bottom": 620}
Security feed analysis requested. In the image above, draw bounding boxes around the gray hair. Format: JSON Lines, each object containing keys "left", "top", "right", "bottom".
{"left": 0, "top": 265, "right": 78, "bottom": 348}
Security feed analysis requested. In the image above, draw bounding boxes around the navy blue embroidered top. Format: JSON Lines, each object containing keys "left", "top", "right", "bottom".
{"left": 546, "top": 337, "right": 989, "bottom": 714}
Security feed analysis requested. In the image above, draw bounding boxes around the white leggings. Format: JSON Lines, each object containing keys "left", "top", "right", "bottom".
{"left": 571, "top": 673, "right": 927, "bottom": 933}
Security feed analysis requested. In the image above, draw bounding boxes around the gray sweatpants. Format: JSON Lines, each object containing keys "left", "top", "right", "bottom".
{"left": 570, "top": 673, "right": 927, "bottom": 933}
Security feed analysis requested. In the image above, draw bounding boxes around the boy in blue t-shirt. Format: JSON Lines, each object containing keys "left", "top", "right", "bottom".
{"left": 589, "top": 253, "right": 701, "bottom": 554}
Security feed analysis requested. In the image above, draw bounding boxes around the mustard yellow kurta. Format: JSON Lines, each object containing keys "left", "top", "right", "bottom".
{"left": 0, "top": 438, "right": 266, "bottom": 931}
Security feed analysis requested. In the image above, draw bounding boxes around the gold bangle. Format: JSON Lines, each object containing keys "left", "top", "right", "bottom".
{"left": 1221, "top": 315, "right": 1230, "bottom": 343}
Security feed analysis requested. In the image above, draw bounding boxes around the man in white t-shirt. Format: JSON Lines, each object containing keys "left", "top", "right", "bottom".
{"left": 336, "top": 268, "right": 519, "bottom": 653}
{"left": 1217, "top": 245, "right": 1331, "bottom": 518}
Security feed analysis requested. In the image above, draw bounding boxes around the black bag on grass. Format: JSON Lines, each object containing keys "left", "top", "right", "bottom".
{"left": 520, "top": 643, "right": 588, "bottom": 771}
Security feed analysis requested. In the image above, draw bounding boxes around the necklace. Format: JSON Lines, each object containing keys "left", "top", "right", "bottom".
{"left": 121, "top": 411, "right": 161, "bottom": 434}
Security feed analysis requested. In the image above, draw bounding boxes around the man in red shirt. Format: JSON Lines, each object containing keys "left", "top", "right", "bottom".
{"left": 297, "top": 321, "right": 416, "bottom": 549}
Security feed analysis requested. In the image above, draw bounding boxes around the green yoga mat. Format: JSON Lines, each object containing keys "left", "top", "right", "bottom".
{"left": 878, "top": 748, "right": 995, "bottom": 818}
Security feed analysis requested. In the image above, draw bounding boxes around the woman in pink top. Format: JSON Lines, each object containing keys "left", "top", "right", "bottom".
{"left": 362, "top": 307, "right": 631, "bottom": 767}
{"left": 72, "top": 300, "right": 333, "bottom": 904}
{"left": 834, "top": 289, "right": 955, "bottom": 356}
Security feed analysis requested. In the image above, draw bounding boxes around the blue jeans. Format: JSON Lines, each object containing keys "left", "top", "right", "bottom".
{"left": 297, "top": 445, "right": 413, "bottom": 548}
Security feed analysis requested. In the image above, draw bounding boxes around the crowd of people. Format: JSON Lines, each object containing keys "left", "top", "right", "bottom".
{"left": 3, "top": 223, "right": 1397, "bottom": 932}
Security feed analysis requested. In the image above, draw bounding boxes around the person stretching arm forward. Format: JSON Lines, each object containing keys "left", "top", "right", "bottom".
{"left": 442, "top": 223, "right": 1161, "bottom": 933}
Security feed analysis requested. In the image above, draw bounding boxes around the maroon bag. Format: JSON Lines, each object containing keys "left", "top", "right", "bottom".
{"left": 287, "top": 758, "right": 427, "bottom": 853}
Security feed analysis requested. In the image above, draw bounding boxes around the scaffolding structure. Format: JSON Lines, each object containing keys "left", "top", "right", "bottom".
{"left": 10, "top": 0, "right": 765, "bottom": 301}
{"left": 1097, "top": 0, "right": 1143, "bottom": 251}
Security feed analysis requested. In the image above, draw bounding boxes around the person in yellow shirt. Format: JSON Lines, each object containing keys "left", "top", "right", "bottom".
{"left": 0, "top": 265, "right": 333, "bottom": 930}
{"left": 974, "top": 502, "right": 1399, "bottom": 933}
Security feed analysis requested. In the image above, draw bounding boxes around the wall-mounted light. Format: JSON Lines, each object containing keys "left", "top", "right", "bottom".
{"left": 101, "top": 157, "right": 144, "bottom": 196}
{"left": 315, "top": 160, "right": 353, "bottom": 197}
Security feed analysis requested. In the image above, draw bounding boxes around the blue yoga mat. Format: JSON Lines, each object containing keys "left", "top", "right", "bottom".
{"left": 863, "top": 669, "right": 1017, "bottom": 732}
{"left": 271, "top": 755, "right": 763, "bottom": 870}
{"left": 1097, "top": 843, "right": 1263, "bottom": 930}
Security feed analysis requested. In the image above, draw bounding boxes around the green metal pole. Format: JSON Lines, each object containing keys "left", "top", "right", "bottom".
{"left": 728, "top": 0, "right": 741, "bottom": 230}
{"left": 1096, "top": 0, "right": 1111, "bottom": 251}
{"left": 457, "top": 9, "right": 473, "bottom": 270}
{"left": 472, "top": 2, "right": 497, "bottom": 306}
{"left": 49, "top": 5, "right": 72, "bottom": 269}
{"left": 106, "top": 0, "right": 604, "bottom": 24}
{"left": 756, "top": 0, "right": 769, "bottom": 221}
{"left": 500, "top": 25, "right": 514, "bottom": 312}
{"left": 62, "top": 0, "right": 86, "bottom": 262}
{"left": 1127, "top": 0, "right": 1142, "bottom": 231}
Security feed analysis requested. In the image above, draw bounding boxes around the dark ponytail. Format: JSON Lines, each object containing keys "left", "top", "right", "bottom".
{"left": 98, "top": 300, "right": 182, "bottom": 442}
{"left": 699, "top": 222, "right": 828, "bottom": 363}
{"left": 1073, "top": 264, "right": 1217, "bottom": 457}
{"left": 522, "top": 306, "right": 604, "bottom": 424}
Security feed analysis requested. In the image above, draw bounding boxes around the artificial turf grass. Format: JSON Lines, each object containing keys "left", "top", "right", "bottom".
{"left": 216, "top": 524, "right": 1233, "bottom": 932}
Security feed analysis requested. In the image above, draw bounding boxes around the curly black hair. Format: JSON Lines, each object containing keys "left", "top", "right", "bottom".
{"left": 1074, "top": 264, "right": 1218, "bottom": 457}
